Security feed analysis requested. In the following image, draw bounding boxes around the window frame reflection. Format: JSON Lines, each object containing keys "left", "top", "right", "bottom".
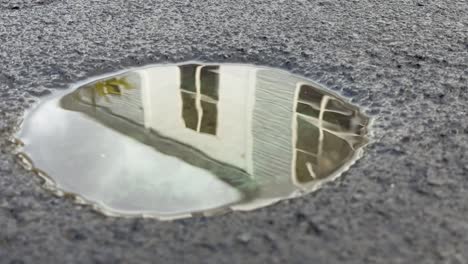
{"left": 179, "top": 64, "right": 219, "bottom": 136}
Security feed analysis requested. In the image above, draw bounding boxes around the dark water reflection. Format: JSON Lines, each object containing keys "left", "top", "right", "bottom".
{"left": 15, "top": 63, "right": 370, "bottom": 220}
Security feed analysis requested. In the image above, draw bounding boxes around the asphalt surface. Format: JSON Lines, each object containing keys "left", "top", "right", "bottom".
{"left": 0, "top": 0, "right": 467, "bottom": 263}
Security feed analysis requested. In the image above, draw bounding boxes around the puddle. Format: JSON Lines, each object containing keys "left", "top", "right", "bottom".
{"left": 14, "top": 62, "right": 370, "bottom": 220}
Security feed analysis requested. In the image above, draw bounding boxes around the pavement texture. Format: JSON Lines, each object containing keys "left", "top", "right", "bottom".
{"left": 0, "top": 0, "right": 467, "bottom": 263}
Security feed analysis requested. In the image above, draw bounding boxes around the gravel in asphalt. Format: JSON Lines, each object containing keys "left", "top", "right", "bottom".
{"left": 0, "top": 0, "right": 467, "bottom": 263}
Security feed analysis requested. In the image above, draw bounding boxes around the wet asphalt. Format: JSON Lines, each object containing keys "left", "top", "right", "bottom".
{"left": 0, "top": 0, "right": 467, "bottom": 263}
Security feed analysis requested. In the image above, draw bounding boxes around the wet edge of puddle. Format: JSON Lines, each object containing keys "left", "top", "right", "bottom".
{"left": 8, "top": 61, "right": 376, "bottom": 221}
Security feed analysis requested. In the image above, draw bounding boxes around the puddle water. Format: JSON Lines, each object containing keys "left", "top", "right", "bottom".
{"left": 15, "top": 62, "right": 370, "bottom": 220}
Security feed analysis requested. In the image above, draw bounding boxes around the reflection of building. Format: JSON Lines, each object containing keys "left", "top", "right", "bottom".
{"left": 62, "top": 63, "right": 368, "bottom": 203}
{"left": 137, "top": 64, "right": 257, "bottom": 175}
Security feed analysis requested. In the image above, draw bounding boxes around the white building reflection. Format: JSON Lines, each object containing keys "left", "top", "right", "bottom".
{"left": 59, "top": 63, "right": 368, "bottom": 214}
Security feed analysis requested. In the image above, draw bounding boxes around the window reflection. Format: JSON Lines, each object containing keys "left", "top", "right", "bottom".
{"left": 179, "top": 64, "right": 219, "bottom": 135}
{"left": 180, "top": 92, "right": 198, "bottom": 130}
{"left": 293, "top": 84, "right": 356, "bottom": 184}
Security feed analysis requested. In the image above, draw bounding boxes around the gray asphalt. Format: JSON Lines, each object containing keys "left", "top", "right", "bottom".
{"left": 0, "top": 0, "right": 467, "bottom": 263}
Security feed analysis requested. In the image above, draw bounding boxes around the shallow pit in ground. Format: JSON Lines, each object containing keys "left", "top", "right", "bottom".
{"left": 14, "top": 62, "right": 370, "bottom": 220}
